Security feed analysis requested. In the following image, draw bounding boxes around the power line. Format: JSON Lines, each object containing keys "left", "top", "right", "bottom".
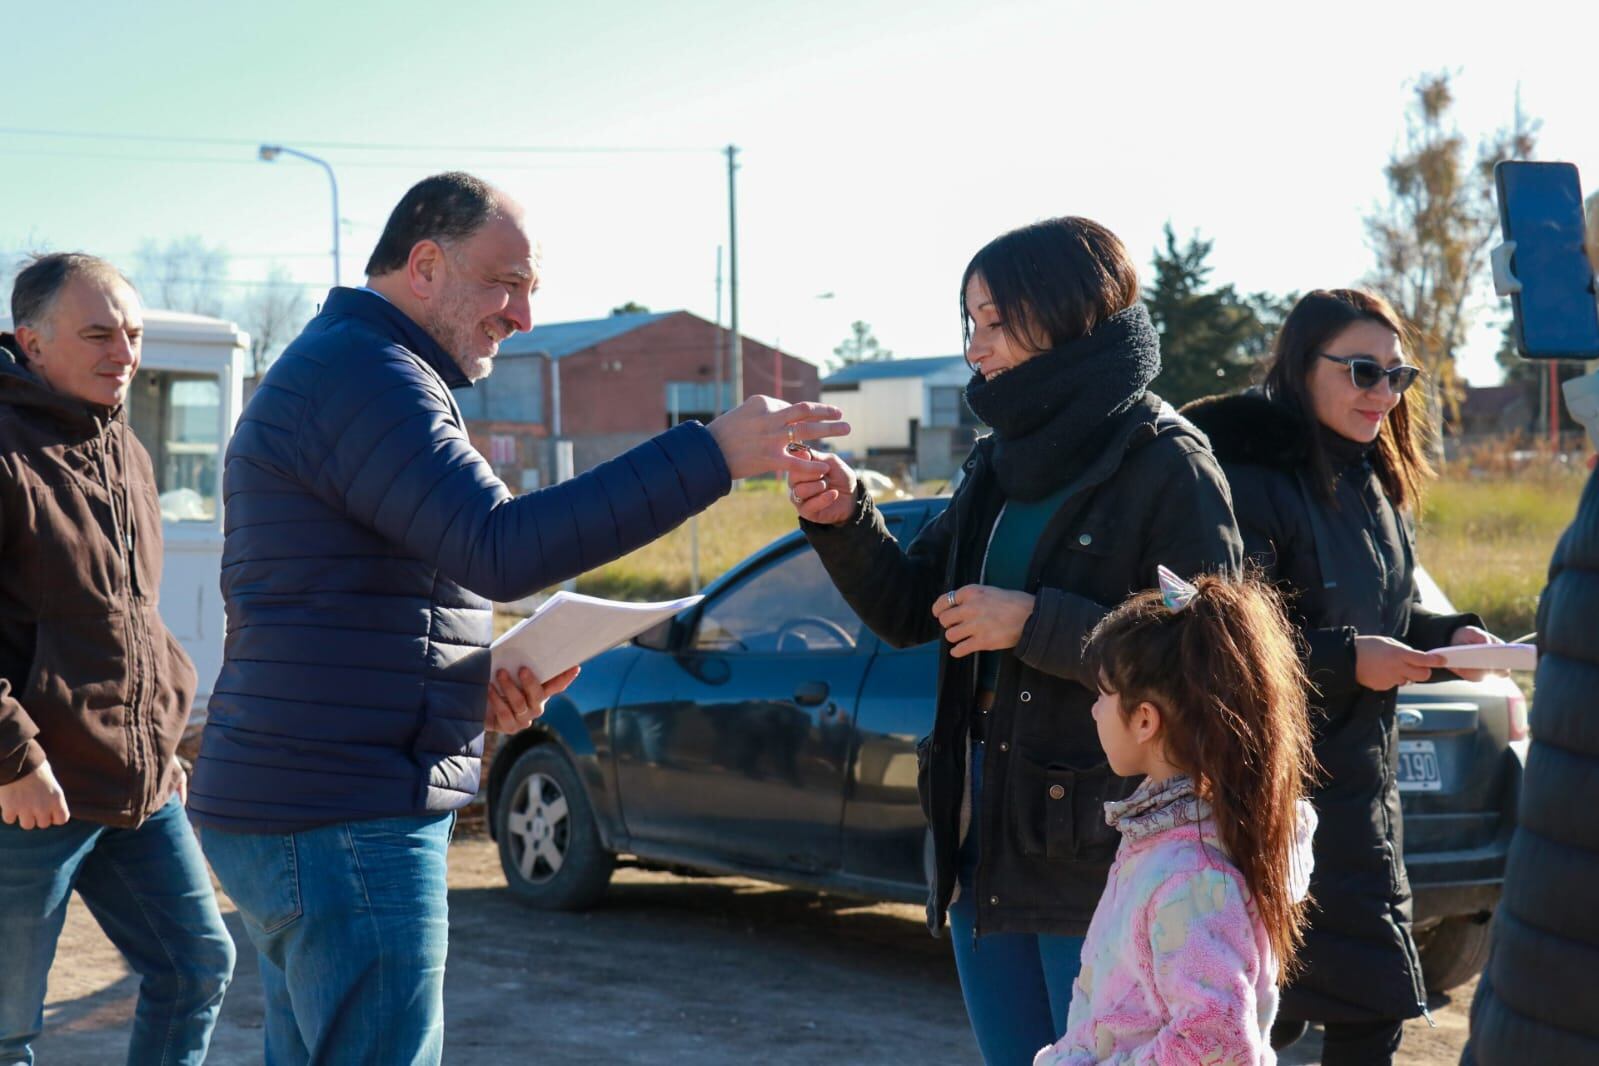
{"left": 0, "top": 146, "right": 687, "bottom": 173}
{"left": 136, "top": 276, "right": 325, "bottom": 290}
{"left": 0, "top": 126, "right": 719, "bottom": 155}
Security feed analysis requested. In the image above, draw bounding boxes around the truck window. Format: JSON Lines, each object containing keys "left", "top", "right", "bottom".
{"left": 127, "top": 370, "right": 222, "bottom": 523}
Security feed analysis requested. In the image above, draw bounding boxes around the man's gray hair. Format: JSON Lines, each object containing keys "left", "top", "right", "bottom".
{"left": 364, "top": 172, "right": 503, "bottom": 277}
{"left": 10, "top": 252, "right": 136, "bottom": 335}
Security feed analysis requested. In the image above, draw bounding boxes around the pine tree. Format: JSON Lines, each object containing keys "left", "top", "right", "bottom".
{"left": 1144, "top": 225, "right": 1286, "bottom": 406}
{"left": 832, "top": 320, "right": 892, "bottom": 369}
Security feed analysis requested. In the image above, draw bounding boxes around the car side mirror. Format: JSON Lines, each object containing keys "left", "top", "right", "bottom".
{"left": 633, "top": 616, "right": 679, "bottom": 651}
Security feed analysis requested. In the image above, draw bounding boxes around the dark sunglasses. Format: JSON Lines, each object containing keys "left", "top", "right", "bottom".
{"left": 1319, "top": 354, "right": 1422, "bottom": 394}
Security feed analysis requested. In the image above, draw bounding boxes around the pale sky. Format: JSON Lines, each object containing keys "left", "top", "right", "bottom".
{"left": 4, "top": 0, "right": 1596, "bottom": 384}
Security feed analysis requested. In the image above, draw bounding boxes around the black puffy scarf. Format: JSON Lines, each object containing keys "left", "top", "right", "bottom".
{"left": 963, "top": 303, "right": 1162, "bottom": 500}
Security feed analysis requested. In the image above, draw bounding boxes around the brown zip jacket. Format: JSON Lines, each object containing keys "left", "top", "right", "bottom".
{"left": 0, "top": 336, "right": 196, "bottom": 826}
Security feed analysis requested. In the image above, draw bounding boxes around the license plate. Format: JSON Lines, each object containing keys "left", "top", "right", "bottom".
{"left": 1397, "top": 739, "right": 1441, "bottom": 792}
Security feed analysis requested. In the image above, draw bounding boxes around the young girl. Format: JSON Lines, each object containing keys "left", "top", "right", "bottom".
{"left": 1035, "top": 569, "right": 1316, "bottom": 1066}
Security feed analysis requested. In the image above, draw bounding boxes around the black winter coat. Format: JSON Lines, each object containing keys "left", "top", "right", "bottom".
{"left": 1464, "top": 466, "right": 1599, "bottom": 1064}
{"left": 803, "top": 395, "right": 1242, "bottom": 937}
{"left": 1186, "top": 392, "right": 1480, "bottom": 1024}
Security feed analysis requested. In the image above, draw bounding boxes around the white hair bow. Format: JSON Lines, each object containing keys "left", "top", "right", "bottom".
{"left": 1158, "top": 565, "right": 1199, "bottom": 614}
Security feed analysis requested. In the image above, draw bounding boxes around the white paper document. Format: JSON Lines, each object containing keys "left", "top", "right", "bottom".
{"left": 490, "top": 590, "right": 703, "bottom": 682}
{"left": 1431, "top": 642, "right": 1538, "bottom": 672}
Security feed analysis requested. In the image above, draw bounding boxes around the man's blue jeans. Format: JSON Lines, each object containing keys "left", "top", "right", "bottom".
{"left": 947, "top": 741, "right": 1087, "bottom": 1066}
{"left": 200, "top": 812, "right": 454, "bottom": 1066}
{"left": 0, "top": 793, "right": 236, "bottom": 1066}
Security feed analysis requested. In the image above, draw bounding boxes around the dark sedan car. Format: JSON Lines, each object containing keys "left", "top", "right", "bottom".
{"left": 486, "top": 499, "right": 1525, "bottom": 992}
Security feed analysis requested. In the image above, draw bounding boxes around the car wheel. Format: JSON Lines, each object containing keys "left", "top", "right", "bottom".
{"left": 494, "top": 745, "right": 615, "bottom": 911}
{"left": 1416, "top": 914, "right": 1494, "bottom": 993}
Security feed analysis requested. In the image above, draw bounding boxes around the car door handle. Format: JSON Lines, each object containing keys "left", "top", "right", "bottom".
{"left": 793, "top": 681, "right": 830, "bottom": 706}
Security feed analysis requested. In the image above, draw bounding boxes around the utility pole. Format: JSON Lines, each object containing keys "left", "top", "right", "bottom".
{"left": 727, "top": 145, "right": 742, "bottom": 406}
{"left": 714, "top": 245, "right": 725, "bottom": 411}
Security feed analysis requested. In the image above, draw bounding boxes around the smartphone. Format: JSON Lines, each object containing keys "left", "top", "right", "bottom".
{"left": 1495, "top": 161, "right": 1599, "bottom": 359}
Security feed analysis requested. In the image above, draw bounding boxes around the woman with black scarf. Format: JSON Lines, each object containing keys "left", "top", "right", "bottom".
{"left": 1184, "top": 289, "right": 1504, "bottom": 1065}
{"left": 790, "top": 217, "right": 1242, "bottom": 1065}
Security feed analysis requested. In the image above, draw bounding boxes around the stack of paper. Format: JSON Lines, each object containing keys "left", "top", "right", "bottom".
{"left": 489, "top": 590, "right": 703, "bottom": 682}
{"left": 1431, "top": 642, "right": 1538, "bottom": 672}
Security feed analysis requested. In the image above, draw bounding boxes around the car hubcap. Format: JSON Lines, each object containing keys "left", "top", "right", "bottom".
{"left": 506, "top": 772, "right": 570, "bottom": 884}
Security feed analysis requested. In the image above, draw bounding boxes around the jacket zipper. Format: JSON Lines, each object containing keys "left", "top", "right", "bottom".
{"left": 101, "top": 421, "right": 149, "bottom": 813}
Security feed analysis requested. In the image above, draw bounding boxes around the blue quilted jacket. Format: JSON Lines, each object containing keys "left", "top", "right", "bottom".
{"left": 188, "top": 288, "right": 730, "bottom": 832}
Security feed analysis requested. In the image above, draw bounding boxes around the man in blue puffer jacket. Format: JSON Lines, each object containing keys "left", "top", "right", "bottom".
{"left": 188, "top": 172, "right": 845, "bottom": 1064}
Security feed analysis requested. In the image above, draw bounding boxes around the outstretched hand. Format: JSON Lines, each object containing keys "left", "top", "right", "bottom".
{"left": 487, "top": 665, "right": 582, "bottom": 734}
{"left": 789, "top": 452, "right": 858, "bottom": 525}
{"left": 706, "top": 396, "right": 850, "bottom": 481}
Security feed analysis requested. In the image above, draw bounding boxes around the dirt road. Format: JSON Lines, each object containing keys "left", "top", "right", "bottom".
{"left": 36, "top": 836, "right": 1472, "bottom": 1064}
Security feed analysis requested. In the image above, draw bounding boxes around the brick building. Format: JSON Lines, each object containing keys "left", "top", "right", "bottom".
{"left": 456, "top": 310, "right": 821, "bottom": 485}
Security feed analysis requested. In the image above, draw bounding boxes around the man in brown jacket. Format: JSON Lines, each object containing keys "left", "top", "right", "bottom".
{"left": 0, "top": 254, "right": 234, "bottom": 1066}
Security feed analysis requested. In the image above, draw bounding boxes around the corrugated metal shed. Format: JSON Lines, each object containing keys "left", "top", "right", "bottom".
{"left": 821, "top": 354, "right": 966, "bottom": 386}
{"left": 496, "top": 310, "right": 676, "bottom": 360}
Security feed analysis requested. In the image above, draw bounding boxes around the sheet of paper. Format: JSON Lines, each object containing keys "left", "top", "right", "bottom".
{"left": 1430, "top": 642, "right": 1537, "bottom": 672}
{"left": 490, "top": 590, "right": 703, "bottom": 682}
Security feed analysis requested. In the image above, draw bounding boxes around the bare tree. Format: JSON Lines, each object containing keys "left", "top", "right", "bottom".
{"left": 234, "top": 265, "right": 312, "bottom": 377}
{"left": 1365, "top": 72, "right": 1537, "bottom": 418}
{"left": 0, "top": 254, "right": 19, "bottom": 312}
{"left": 134, "top": 236, "right": 230, "bottom": 317}
{"left": 0, "top": 230, "right": 51, "bottom": 313}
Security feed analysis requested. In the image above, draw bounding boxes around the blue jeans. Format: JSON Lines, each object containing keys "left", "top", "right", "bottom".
{"left": 200, "top": 812, "right": 454, "bottom": 1066}
{"left": 948, "top": 742, "right": 1086, "bottom": 1066}
{"left": 0, "top": 794, "right": 235, "bottom": 1066}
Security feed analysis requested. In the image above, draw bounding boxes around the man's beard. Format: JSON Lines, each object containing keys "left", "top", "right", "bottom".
{"left": 424, "top": 291, "right": 496, "bottom": 382}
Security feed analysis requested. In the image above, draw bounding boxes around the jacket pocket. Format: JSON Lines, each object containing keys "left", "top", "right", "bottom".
{"left": 23, "top": 617, "right": 129, "bottom": 720}
{"left": 1060, "top": 513, "right": 1115, "bottom": 560}
{"left": 1011, "top": 753, "right": 1122, "bottom": 862}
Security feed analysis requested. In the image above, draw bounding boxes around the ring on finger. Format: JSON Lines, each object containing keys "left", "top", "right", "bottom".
{"left": 947, "top": 590, "right": 957, "bottom": 608}
{"left": 787, "top": 424, "right": 796, "bottom": 447}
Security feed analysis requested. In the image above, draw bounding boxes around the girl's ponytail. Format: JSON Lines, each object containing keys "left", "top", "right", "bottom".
{"left": 1084, "top": 573, "right": 1316, "bottom": 979}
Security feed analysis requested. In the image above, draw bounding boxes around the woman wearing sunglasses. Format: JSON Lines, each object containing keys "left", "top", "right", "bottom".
{"left": 1185, "top": 288, "right": 1501, "bottom": 1065}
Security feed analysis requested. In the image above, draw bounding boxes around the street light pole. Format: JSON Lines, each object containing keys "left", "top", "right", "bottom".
{"left": 258, "top": 144, "right": 341, "bottom": 288}
{"left": 726, "top": 144, "right": 741, "bottom": 405}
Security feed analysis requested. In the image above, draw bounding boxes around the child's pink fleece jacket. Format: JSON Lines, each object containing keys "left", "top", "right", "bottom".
{"left": 1034, "top": 774, "right": 1316, "bottom": 1066}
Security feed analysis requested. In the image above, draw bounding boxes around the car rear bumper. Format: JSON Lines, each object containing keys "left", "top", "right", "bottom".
{"left": 1408, "top": 842, "right": 1508, "bottom": 923}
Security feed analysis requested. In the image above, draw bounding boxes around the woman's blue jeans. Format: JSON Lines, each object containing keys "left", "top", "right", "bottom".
{"left": 200, "top": 811, "right": 455, "bottom": 1066}
{"left": 947, "top": 741, "right": 1086, "bottom": 1066}
{"left": 0, "top": 794, "right": 236, "bottom": 1066}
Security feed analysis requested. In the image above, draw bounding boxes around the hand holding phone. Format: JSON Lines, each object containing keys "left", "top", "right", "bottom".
{"left": 1494, "top": 161, "right": 1599, "bottom": 360}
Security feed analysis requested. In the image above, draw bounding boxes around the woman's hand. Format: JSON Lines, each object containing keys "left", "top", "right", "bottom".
{"left": 1443, "top": 625, "right": 1504, "bottom": 682}
{"left": 486, "top": 665, "right": 582, "bottom": 734}
{"left": 931, "top": 584, "right": 1035, "bottom": 658}
{"left": 1354, "top": 635, "right": 1444, "bottom": 692}
{"left": 790, "top": 452, "right": 858, "bottom": 526}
